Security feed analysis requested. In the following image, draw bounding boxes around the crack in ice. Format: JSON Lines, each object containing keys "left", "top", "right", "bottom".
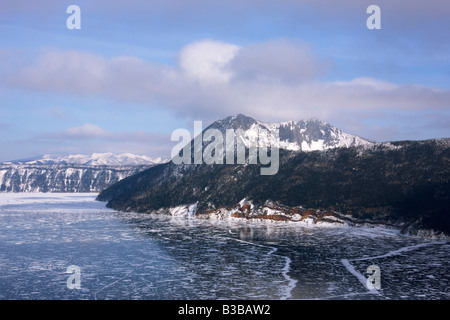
{"left": 93, "top": 270, "right": 133, "bottom": 300}
{"left": 220, "top": 236, "right": 297, "bottom": 300}
{"left": 341, "top": 241, "right": 446, "bottom": 294}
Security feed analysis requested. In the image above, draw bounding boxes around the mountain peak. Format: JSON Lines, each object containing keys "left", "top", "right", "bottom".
{"left": 211, "top": 114, "right": 258, "bottom": 130}
{"left": 207, "top": 114, "right": 375, "bottom": 152}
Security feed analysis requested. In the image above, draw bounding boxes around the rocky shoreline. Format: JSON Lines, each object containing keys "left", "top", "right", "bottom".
{"left": 119, "top": 198, "right": 450, "bottom": 240}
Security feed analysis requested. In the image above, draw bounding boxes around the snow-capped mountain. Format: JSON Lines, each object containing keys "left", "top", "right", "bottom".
{"left": 0, "top": 164, "right": 147, "bottom": 193}
{"left": 98, "top": 114, "right": 450, "bottom": 236}
{"left": 5, "top": 153, "right": 166, "bottom": 166}
{"left": 0, "top": 153, "right": 165, "bottom": 193}
{"left": 206, "top": 114, "right": 378, "bottom": 152}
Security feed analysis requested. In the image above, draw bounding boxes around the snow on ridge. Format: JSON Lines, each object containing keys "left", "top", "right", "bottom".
{"left": 204, "top": 115, "right": 392, "bottom": 153}
{"left": 250, "top": 118, "right": 377, "bottom": 152}
{"left": 0, "top": 164, "right": 146, "bottom": 193}
{"left": 4, "top": 153, "right": 168, "bottom": 166}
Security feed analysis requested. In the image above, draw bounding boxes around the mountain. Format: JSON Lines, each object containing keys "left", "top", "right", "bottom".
{"left": 205, "top": 114, "right": 378, "bottom": 151}
{"left": 97, "top": 115, "right": 450, "bottom": 237}
{"left": 5, "top": 152, "right": 166, "bottom": 166}
{"left": 0, "top": 153, "right": 165, "bottom": 193}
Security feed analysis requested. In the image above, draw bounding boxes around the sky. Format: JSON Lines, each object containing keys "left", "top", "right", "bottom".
{"left": 0, "top": 0, "right": 449, "bottom": 161}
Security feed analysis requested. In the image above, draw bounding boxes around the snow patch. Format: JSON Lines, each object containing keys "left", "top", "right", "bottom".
{"left": 168, "top": 202, "right": 198, "bottom": 218}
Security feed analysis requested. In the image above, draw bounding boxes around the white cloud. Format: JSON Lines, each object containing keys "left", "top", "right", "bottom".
{"left": 14, "top": 50, "right": 107, "bottom": 93}
{"left": 333, "top": 77, "right": 399, "bottom": 91}
{"left": 63, "top": 123, "right": 109, "bottom": 139}
{"left": 4, "top": 39, "right": 450, "bottom": 142}
{"left": 178, "top": 40, "right": 240, "bottom": 83}
{"left": 230, "top": 38, "right": 328, "bottom": 84}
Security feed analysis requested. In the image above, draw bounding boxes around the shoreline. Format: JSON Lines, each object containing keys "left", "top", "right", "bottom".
{"left": 1, "top": 192, "right": 448, "bottom": 241}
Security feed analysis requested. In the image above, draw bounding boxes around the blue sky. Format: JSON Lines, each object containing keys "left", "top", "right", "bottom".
{"left": 0, "top": 0, "right": 449, "bottom": 161}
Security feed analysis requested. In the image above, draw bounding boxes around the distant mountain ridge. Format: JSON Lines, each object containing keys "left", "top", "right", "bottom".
{"left": 0, "top": 153, "right": 165, "bottom": 193}
{"left": 4, "top": 152, "right": 167, "bottom": 166}
{"left": 98, "top": 114, "right": 450, "bottom": 237}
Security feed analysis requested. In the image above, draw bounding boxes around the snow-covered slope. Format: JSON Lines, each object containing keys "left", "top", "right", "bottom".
{"left": 0, "top": 164, "right": 148, "bottom": 193}
{"left": 0, "top": 153, "right": 166, "bottom": 193}
{"left": 6, "top": 153, "right": 166, "bottom": 166}
{"left": 206, "top": 114, "right": 379, "bottom": 152}
{"left": 260, "top": 118, "right": 376, "bottom": 151}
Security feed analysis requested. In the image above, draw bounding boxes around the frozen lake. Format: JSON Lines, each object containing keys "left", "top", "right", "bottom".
{"left": 0, "top": 193, "right": 448, "bottom": 300}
